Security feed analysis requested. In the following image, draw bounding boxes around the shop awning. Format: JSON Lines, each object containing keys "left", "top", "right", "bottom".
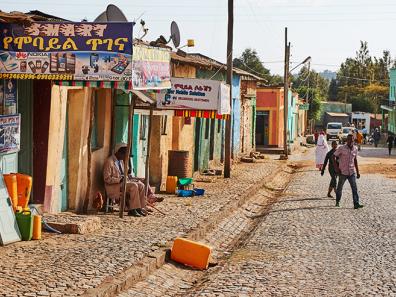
{"left": 174, "top": 110, "right": 230, "bottom": 120}
{"left": 55, "top": 80, "right": 133, "bottom": 89}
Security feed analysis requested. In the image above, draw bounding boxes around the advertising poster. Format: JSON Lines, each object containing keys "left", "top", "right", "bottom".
{"left": 156, "top": 77, "right": 230, "bottom": 114}
{"left": 132, "top": 45, "right": 171, "bottom": 90}
{"left": 0, "top": 80, "right": 3, "bottom": 114}
{"left": 0, "top": 114, "right": 20, "bottom": 154}
{"left": 0, "top": 22, "right": 133, "bottom": 81}
{"left": 3, "top": 79, "right": 17, "bottom": 114}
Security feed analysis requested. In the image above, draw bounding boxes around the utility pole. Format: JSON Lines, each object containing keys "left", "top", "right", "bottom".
{"left": 283, "top": 27, "right": 290, "bottom": 158}
{"left": 224, "top": 0, "right": 233, "bottom": 178}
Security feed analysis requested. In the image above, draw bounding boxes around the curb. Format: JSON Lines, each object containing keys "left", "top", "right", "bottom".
{"left": 83, "top": 161, "right": 289, "bottom": 297}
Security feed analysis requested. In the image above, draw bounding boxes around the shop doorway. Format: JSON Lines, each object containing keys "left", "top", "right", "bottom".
{"left": 256, "top": 111, "right": 269, "bottom": 146}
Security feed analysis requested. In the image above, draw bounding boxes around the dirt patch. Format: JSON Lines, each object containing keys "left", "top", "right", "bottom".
{"left": 360, "top": 163, "right": 396, "bottom": 178}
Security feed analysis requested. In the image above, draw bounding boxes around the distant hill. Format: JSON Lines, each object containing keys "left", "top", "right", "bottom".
{"left": 319, "top": 70, "right": 337, "bottom": 81}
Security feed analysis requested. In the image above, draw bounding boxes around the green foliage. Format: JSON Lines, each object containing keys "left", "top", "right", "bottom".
{"left": 234, "top": 48, "right": 282, "bottom": 83}
{"left": 308, "top": 96, "right": 322, "bottom": 121}
{"left": 348, "top": 96, "right": 377, "bottom": 113}
{"left": 332, "top": 41, "right": 392, "bottom": 112}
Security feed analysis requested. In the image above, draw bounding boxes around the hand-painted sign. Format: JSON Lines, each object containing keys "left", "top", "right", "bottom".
{"left": 0, "top": 114, "right": 20, "bottom": 154}
{"left": 132, "top": 45, "right": 171, "bottom": 90}
{"left": 0, "top": 22, "right": 133, "bottom": 81}
{"left": 156, "top": 77, "right": 230, "bottom": 114}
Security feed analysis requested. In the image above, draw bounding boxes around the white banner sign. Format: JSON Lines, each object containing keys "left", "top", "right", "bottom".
{"left": 156, "top": 77, "right": 230, "bottom": 114}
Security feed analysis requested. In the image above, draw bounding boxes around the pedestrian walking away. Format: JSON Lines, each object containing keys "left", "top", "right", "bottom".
{"left": 333, "top": 134, "right": 364, "bottom": 209}
{"left": 356, "top": 129, "right": 363, "bottom": 151}
{"left": 321, "top": 141, "right": 339, "bottom": 198}
{"left": 386, "top": 132, "right": 395, "bottom": 156}
{"left": 362, "top": 126, "right": 368, "bottom": 144}
{"left": 315, "top": 134, "right": 329, "bottom": 171}
{"left": 373, "top": 128, "right": 381, "bottom": 147}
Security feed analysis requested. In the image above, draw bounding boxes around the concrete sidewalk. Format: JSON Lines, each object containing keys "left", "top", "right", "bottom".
{"left": 0, "top": 158, "right": 286, "bottom": 297}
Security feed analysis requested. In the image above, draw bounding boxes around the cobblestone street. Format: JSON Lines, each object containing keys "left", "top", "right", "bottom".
{"left": 185, "top": 149, "right": 396, "bottom": 296}
{"left": 0, "top": 158, "right": 283, "bottom": 297}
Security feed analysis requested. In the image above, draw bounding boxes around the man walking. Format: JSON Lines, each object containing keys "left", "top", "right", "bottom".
{"left": 386, "top": 133, "right": 395, "bottom": 156}
{"left": 332, "top": 134, "right": 364, "bottom": 209}
{"left": 321, "top": 141, "right": 338, "bottom": 198}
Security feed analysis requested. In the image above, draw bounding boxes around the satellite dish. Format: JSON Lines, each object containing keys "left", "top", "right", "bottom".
{"left": 94, "top": 11, "right": 108, "bottom": 22}
{"left": 106, "top": 4, "right": 128, "bottom": 22}
{"left": 170, "top": 21, "right": 180, "bottom": 48}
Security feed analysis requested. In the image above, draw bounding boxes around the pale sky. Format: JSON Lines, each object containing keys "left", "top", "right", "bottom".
{"left": 2, "top": 0, "right": 396, "bottom": 75}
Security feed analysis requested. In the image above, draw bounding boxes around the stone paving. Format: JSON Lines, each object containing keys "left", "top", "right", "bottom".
{"left": 185, "top": 164, "right": 396, "bottom": 296}
{"left": 118, "top": 169, "right": 291, "bottom": 297}
{"left": 0, "top": 159, "right": 282, "bottom": 297}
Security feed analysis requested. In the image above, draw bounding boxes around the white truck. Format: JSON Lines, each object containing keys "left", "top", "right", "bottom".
{"left": 326, "top": 122, "right": 343, "bottom": 141}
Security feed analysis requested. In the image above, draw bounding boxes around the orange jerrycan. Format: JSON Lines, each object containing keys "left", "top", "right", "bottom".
{"left": 16, "top": 174, "right": 32, "bottom": 208}
{"left": 171, "top": 238, "right": 212, "bottom": 270}
{"left": 166, "top": 176, "right": 178, "bottom": 194}
{"left": 3, "top": 174, "right": 18, "bottom": 211}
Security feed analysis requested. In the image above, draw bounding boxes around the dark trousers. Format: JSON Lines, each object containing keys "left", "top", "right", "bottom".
{"left": 329, "top": 172, "right": 337, "bottom": 188}
{"left": 389, "top": 146, "right": 393, "bottom": 155}
{"left": 336, "top": 174, "right": 360, "bottom": 207}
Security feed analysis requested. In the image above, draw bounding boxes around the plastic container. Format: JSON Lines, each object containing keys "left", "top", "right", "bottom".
{"left": 16, "top": 173, "right": 32, "bottom": 208}
{"left": 166, "top": 176, "right": 178, "bottom": 194}
{"left": 3, "top": 174, "right": 18, "bottom": 210}
{"left": 32, "top": 215, "right": 42, "bottom": 240}
{"left": 177, "top": 190, "right": 194, "bottom": 197}
{"left": 171, "top": 238, "right": 212, "bottom": 270}
{"left": 193, "top": 188, "right": 205, "bottom": 196}
{"left": 15, "top": 212, "right": 33, "bottom": 241}
{"left": 178, "top": 177, "right": 193, "bottom": 186}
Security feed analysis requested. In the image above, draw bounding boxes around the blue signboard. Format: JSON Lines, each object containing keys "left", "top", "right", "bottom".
{"left": 0, "top": 22, "right": 133, "bottom": 81}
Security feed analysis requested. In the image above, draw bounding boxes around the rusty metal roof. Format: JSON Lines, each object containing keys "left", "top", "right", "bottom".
{"left": 171, "top": 52, "right": 265, "bottom": 81}
{"left": 0, "top": 10, "right": 67, "bottom": 24}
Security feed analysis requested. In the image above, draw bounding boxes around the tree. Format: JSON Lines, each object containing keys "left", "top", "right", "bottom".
{"left": 233, "top": 48, "right": 272, "bottom": 81}
{"left": 332, "top": 41, "right": 392, "bottom": 112}
{"left": 328, "top": 78, "right": 338, "bottom": 100}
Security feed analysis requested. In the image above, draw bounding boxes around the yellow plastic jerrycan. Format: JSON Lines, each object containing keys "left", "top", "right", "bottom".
{"left": 3, "top": 174, "right": 18, "bottom": 211}
{"left": 166, "top": 176, "right": 178, "bottom": 194}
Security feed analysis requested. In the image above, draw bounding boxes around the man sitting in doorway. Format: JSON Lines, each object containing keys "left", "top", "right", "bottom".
{"left": 103, "top": 143, "right": 147, "bottom": 217}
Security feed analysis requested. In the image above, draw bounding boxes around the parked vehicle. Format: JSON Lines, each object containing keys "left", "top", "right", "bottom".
{"left": 339, "top": 127, "right": 355, "bottom": 143}
{"left": 326, "top": 122, "right": 343, "bottom": 141}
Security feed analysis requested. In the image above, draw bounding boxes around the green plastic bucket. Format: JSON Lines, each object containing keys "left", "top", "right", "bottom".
{"left": 15, "top": 212, "right": 33, "bottom": 241}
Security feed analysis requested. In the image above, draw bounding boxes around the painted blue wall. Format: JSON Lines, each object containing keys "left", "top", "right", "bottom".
{"left": 231, "top": 74, "right": 241, "bottom": 157}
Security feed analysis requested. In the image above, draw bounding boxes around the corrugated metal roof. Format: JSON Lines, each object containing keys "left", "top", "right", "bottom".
{"left": 0, "top": 10, "right": 67, "bottom": 23}
{"left": 171, "top": 52, "right": 265, "bottom": 81}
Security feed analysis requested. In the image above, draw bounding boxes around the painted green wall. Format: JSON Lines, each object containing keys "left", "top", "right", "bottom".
{"left": 114, "top": 92, "right": 139, "bottom": 174}
{"left": 195, "top": 69, "right": 226, "bottom": 169}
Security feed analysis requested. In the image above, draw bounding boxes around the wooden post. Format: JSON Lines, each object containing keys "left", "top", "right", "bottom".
{"left": 224, "top": 0, "right": 234, "bottom": 178}
{"left": 144, "top": 106, "right": 154, "bottom": 196}
{"left": 110, "top": 88, "right": 117, "bottom": 152}
{"left": 283, "top": 27, "right": 290, "bottom": 158}
{"left": 83, "top": 89, "right": 95, "bottom": 213}
{"left": 120, "top": 92, "right": 135, "bottom": 218}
